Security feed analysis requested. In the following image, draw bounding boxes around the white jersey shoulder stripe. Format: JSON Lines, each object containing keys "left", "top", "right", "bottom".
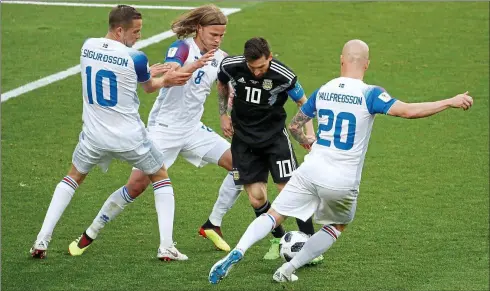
{"left": 271, "top": 61, "right": 295, "bottom": 79}
{"left": 270, "top": 63, "right": 294, "bottom": 80}
{"left": 270, "top": 64, "right": 293, "bottom": 81}
{"left": 222, "top": 56, "right": 245, "bottom": 62}
{"left": 223, "top": 55, "right": 245, "bottom": 61}
{"left": 222, "top": 57, "right": 245, "bottom": 66}
{"left": 221, "top": 60, "right": 245, "bottom": 69}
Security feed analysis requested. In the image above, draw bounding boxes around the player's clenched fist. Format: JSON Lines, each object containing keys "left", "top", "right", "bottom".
{"left": 450, "top": 91, "right": 474, "bottom": 110}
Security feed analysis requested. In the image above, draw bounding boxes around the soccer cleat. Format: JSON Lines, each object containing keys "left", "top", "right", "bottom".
{"left": 308, "top": 254, "right": 324, "bottom": 265}
{"left": 272, "top": 263, "right": 298, "bottom": 283}
{"left": 30, "top": 240, "right": 49, "bottom": 259}
{"left": 157, "top": 243, "right": 189, "bottom": 261}
{"left": 198, "top": 226, "right": 231, "bottom": 252}
{"left": 263, "top": 238, "right": 281, "bottom": 260}
{"left": 68, "top": 232, "right": 93, "bottom": 256}
{"left": 208, "top": 249, "right": 243, "bottom": 284}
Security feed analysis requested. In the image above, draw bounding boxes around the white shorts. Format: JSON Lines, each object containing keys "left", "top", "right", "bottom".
{"left": 72, "top": 132, "right": 165, "bottom": 175}
{"left": 147, "top": 122, "right": 230, "bottom": 169}
{"left": 271, "top": 173, "right": 358, "bottom": 225}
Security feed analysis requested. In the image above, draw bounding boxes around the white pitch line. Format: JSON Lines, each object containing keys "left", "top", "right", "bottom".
{"left": 1, "top": 4, "right": 241, "bottom": 102}
{"left": 2, "top": 1, "right": 241, "bottom": 13}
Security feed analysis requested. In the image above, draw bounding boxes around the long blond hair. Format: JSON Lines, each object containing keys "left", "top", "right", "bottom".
{"left": 171, "top": 4, "right": 227, "bottom": 39}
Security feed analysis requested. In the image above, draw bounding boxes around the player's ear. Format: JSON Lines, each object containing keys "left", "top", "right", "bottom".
{"left": 115, "top": 26, "right": 123, "bottom": 37}
{"left": 365, "top": 59, "right": 370, "bottom": 71}
{"left": 340, "top": 55, "right": 344, "bottom": 67}
{"left": 197, "top": 24, "right": 203, "bottom": 35}
{"left": 267, "top": 53, "right": 273, "bottom": 61}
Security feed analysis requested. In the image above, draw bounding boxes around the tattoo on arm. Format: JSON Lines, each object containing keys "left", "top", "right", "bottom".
{"left": 218, "top": 81, "right": 230, "bottom": 115}
{"left": 289, "top": 111, "right": 312, "bottom": 144}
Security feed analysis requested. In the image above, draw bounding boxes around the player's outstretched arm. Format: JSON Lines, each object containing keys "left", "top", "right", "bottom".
{"left": 163, "top": 49, "right": 216, "bottom": 75}
{"left": 141, "top": 68, "right": 192, "bottom": 93}
{"left": 289, "top": 111, "right": 316, "bottom": 147}
{"left": 387, "top": 91, "right": 473, "bottom": 118}
{"left": 179, "top": 49, "right": 216, "bottom": 74}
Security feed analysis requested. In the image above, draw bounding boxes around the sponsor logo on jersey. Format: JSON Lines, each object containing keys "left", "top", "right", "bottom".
{"left": 262, "top": 79, "right": 273, "bottom": 90}
{"left": 250, "top": 80, "right": 259, "bottom": 84}
{"left": 378, "top": 92, "right": 392, "bottom": 102}
{"left": 238, "top": 77, "right": 246, "bottom": 83}
{"left": 167, "top": 47, "right": 178, "bottom": 58}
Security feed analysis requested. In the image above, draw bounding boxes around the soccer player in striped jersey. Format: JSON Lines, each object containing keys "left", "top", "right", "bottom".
{"left": 215, "top": 37, "right": 322, "bottom": 261}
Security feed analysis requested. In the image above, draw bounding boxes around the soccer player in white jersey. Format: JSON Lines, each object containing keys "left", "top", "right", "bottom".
{"left": 29, "top": 5, "right": 192, "bottom": 259}
{"left": 68, "top": 4, "right": 242, "bottom": 261}
{"left": 208, "top": 39, "right": 474, "bottom": 284}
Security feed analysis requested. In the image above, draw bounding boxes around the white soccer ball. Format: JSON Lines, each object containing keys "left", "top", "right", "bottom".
{"left": 279, "top": 231, "right": 309, "bottom": 262}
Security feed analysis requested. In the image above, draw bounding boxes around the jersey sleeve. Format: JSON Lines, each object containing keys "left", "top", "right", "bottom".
{"left": 287, "top": 80, "right": 305, "bottom": 102}
{"left": 300, "top": 89, "right": 319, "bottom": 118}
{"left": 217, "top": 57, "right": 233, "bottom": 84}
{"left": 164, "top": 40, "right": 189, "bottom": 66}
{"left": 129, "top": 51, "right": 150, "bottom": 83}
{"left": 364, "top": 86, "right": 397, "bottom": 115}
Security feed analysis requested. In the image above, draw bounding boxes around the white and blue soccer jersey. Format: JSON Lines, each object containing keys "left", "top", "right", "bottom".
{"left": 147, "top": 37, "right": 227, "bottom": 133}
{"left": 298, "top": 77, "right": 397, "bottom": 190}
{"left": 80, "top": 38, "right": 150, "bottom": 152}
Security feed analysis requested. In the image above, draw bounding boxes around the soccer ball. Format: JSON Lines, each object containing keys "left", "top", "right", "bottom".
{"left": 279, "top": 231, "right": 309, "bottom": 262}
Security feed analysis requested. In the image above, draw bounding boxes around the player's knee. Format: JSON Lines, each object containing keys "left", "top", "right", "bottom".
{"left": 248, "top": 192, "right": 267, "bottom": 208}
{"left": 246, "top": 184, "right": 267, "bottom": 207}
{"left": 68, "top": 164, "right": 87, "bottom": 185}
{"left": 249, "top": 197, "right": 266, "bottom": 208}
{"left": 126, "top": 182, "right": 147, "bottom": 198}
{"left": 218, "top": 150, "right": 233, "bottom": 171}
{"left": 332, "top": 224, "right": 346, "bottom": 232}
{"left": 126, "top": 172, "right": 151, "bottom": 198}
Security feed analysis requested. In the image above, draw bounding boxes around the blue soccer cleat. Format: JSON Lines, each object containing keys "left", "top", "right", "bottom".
{"left": 208, "top": 249, "right": 243, "bottom": 284}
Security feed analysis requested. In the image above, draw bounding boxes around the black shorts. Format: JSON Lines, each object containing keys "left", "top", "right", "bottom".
{"left": 231, "top": 130, "right": 298, "bottom": 185}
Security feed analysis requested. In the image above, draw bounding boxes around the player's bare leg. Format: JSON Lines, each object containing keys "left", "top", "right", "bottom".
{"left": 31, "top": 165, "right": 87, "bottom": 259}
{"left": 273, "top": 224, "right": 345, "bottom": 283}
{"left": 68, "top": 169, "right": 150, "bottom": 256}
{"left": 243, "top": 182, "right": 286, "bottom": 260}
{"left": 199, "top": 149, "right": 241, "bottom": 252}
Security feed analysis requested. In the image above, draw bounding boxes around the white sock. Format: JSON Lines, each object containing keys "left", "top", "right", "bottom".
{"left": 286, "top": 225, "right": 341, "bottom": 274}
{"left": 86, "top": 186, "right": 134, "bottom": 239}
{"left": 37, "top": 176, "right": 78, "bottom": 241}
{"left": 153, "top": 179, "right": 174, "bottom": 248}
{"left": 208, "top": 172, "right": 242, "bottom": 226}
{"left": 235, "top": 213, "right": 276, "bottom": 254}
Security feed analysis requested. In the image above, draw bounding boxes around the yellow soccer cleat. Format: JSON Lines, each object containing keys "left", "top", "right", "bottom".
{"left": 308, "top": 254, "right": 324, "bottom": 265}
{"left": 263, "top": 238, "right": 281, "bottom": 260}
{"left": 68, "top": 232, "right": 93, "bottom": 256}
{"left": 199, "top": 227, "right": 231, "bottom": 252}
